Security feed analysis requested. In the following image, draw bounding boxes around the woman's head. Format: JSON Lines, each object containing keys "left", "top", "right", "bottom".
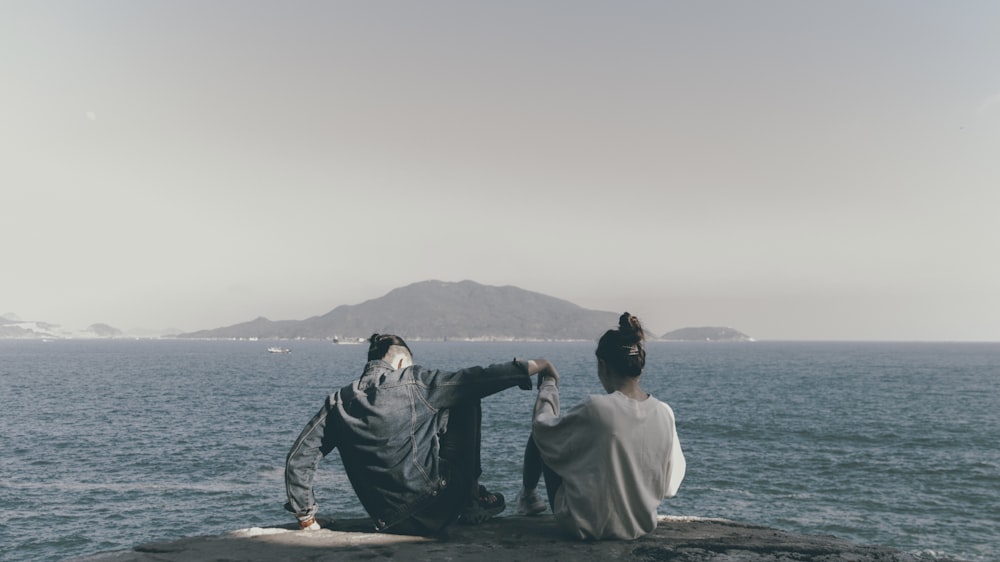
{"left": 595, "top": 312, "right": 646, "bottom": 378}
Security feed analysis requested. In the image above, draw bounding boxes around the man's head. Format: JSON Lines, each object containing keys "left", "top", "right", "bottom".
{"left": 367, "top": 333, "right": 413, "bottom": 369}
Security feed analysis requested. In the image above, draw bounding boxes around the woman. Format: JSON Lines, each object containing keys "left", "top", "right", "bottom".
{"left": 517, "top": 312, "right": 686, "bottom": 540}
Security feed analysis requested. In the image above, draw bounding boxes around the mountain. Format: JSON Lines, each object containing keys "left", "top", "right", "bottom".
{"left": 0, "top": 314, "right": 124, "bottom": 339}
{"left": 176, "top": 280, "right": 621, "bottom": 341}
{"left": 85, "top": 323, "right": 123, "bottom": 338}
{"left": 660, "top": 326, "right": 753, "bottom": 342}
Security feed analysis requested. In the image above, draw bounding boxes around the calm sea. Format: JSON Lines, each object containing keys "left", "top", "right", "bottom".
{"left": 1, "top": 339, "right": 997, "bottom": 561}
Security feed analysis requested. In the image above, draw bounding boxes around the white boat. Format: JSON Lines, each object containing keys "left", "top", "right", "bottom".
{"left": 267, "top": 346, "right": 291, "bottom": 354}
{"left": 332, "top": 336, "right": 364, "bottom": 345}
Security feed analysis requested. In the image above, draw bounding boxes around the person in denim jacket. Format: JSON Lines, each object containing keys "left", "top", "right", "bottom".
{"left": 285, "top": 333, "right": 559, "bottom": 535}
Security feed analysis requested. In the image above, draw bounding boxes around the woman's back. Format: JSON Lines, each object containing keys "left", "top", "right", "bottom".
{"left": 533, "top": 389, "right": 686, "bottom": 540}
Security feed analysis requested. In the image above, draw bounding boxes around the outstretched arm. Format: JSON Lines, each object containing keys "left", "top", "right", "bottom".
{"left": 284, "top": 397, "right": 338, "bottom": 529}
{"left": 419, "top": 358, "right": 558, "bottom": 408}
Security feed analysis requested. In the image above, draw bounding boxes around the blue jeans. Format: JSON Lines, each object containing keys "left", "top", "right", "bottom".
{"left": 523, "top": 435, "right": 563, "bottom": 507}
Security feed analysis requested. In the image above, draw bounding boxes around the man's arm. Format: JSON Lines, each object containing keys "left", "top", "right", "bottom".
{"left": 419, "top": 358, "right": 557, "bottom": 408}
{"left": 284, "top": 397, "right": 338, "bottom": 530}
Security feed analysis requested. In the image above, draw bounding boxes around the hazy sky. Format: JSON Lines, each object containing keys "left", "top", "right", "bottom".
{"left": 3, "top": 1, "right": 999, "bottom": 340}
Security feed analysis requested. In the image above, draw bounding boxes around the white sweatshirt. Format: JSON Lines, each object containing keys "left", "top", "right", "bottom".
{"left": 532, "top": 381, "right": 686, "bottom": 540}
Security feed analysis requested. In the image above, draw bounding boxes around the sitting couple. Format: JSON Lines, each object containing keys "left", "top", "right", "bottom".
{"left": 284, "top": 313, "right": 686, "bottom": 540}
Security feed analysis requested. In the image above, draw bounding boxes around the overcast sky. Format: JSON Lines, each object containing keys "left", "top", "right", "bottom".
{"left": 3, "top": 1, "right": 999, "bottom": 340}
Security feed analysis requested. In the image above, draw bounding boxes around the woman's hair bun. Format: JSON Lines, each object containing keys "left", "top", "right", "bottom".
{"left": 596, "top": 312, "right": 647, "bottom": 377}
{"left": 618, "top": 312, "right": 644, "bottom": 342}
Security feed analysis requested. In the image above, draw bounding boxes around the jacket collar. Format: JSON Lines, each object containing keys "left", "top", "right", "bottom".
{"left": 361, "top": 359, "right": 395, "bottom": 380}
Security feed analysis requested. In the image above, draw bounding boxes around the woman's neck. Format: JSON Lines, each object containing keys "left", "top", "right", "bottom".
{"left": 611, "top": 376, "right": 648, "bottom": 401}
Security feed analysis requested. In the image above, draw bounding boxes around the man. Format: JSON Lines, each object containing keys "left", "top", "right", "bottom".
{"left": 284, "top": 333, "right": 557, "bottom": 535}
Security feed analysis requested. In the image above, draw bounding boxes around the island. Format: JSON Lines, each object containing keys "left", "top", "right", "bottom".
{"left": 660, "top": 326, "right": 753, "bottom": 342}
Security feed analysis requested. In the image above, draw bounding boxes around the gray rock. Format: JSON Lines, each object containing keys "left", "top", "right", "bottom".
{"left": 69, "top": 515, "right": 964, "bottom": 561}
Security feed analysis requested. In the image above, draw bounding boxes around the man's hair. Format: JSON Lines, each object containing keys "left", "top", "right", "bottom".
{"left": 595, "top": 312, "right": 646, "bottom": 377}
{"left": 367, "top": 333, "right": 412, "bottom": 362}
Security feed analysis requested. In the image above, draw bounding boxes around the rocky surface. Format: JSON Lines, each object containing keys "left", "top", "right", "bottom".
{"left": 70, "top": 514, "right": 960, "bottom": 561}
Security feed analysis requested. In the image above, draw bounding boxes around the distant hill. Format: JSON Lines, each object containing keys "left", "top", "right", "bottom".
{"left": 86, "top": 323, "right": 123, "bottom": 338}
{"left": 0, "top": 314, "right": 124, "bottom": 339}
{"left": 176, "top": 280, "right": 621, "bottom": 341}
{"left": 660, "top": 326, "right": 753, "bottom": 342}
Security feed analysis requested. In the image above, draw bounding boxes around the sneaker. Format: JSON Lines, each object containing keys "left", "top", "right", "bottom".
{"left": 516, "top": 487, "right": 547, "bottom": 515}
{"left": 459, "top": 485, "right": 505, "bottom": 524}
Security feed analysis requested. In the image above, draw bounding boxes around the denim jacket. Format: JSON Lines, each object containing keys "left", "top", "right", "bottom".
{"left": 285, "top": 358, "right": 531, "bottom": 531}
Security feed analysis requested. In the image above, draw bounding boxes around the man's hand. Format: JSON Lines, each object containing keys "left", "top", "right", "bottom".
{"left": 527, "top": 359, "right": 559, "bottom": 388}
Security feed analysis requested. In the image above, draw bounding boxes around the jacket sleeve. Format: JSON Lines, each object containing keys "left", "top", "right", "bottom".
{"left": 530, "top": 382, "right": 595, "bottom": 472}
{"left": 418, "top": 359, "right": 532, "bottom": 409}
{"left": 661, "top": 403, "right": 686, "bottom": 498}
{"left": 284, "top": 396, "right": 339, "bottom": 521}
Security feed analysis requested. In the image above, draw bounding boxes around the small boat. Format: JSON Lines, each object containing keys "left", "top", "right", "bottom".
{"left": 267, "top": 346, "right": 291, "bottom": 354}
{"left": 332, "top": 336, "right": 364, "bottom": 345}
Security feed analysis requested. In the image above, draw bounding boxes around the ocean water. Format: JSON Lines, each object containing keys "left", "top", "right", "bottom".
{"left": 1, "top": 339, "right": 997, "bottom": 561}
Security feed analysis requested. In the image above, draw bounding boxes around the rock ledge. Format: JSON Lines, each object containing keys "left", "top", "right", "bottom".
{"left": 70, "top": 515, "right": 962, "bottom": 561}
